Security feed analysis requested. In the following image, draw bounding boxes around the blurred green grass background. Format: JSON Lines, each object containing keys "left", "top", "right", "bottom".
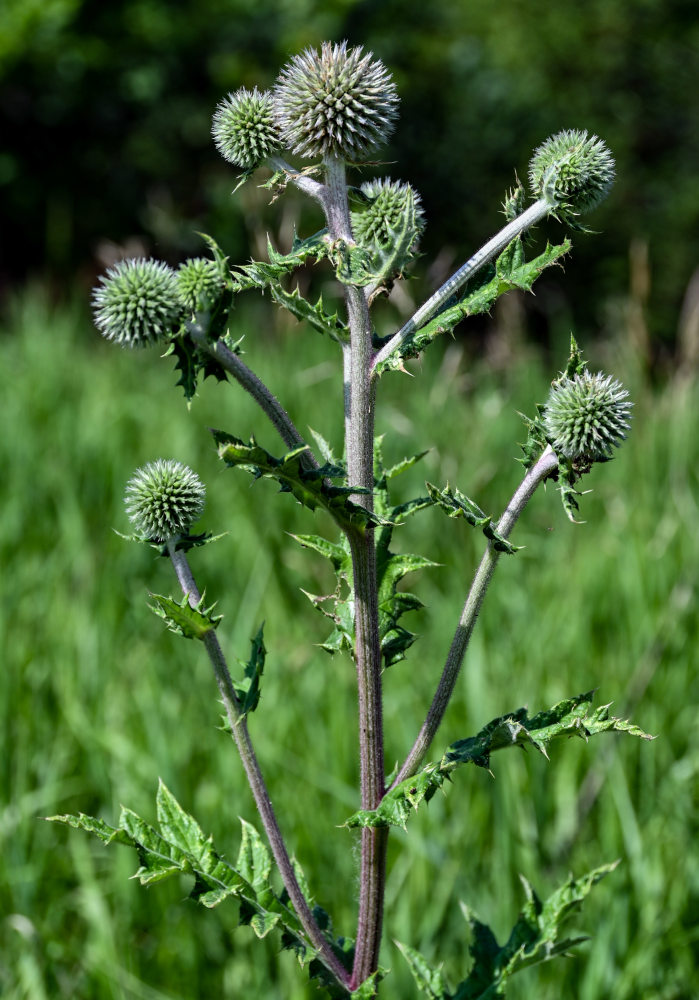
{"left": 1, "top": 287, "right": 697, "bottom": 998}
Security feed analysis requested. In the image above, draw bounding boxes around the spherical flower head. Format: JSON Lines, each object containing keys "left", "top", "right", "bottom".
{"left": 273, "top": 41, "right": 399, "bottom": 160}
{"left": 529, "top": 129, "right": 615, "bottom": 217}
{"left": 212, "top": 87, "right": 280, "bottom": 169}
{"left": 351, "top": 178, "right": 425, "bottom": 252}
{"left": 177, "top": 258, "right": 225, "bottom": 312}
{"left": 125, "top": 459, "right": 206, "bottom": 541}
{"left": 92, "top": 258, "right": 182, "bottom": 348}
{"left": 543, "top": 370, "right": 632, "bottom": 462}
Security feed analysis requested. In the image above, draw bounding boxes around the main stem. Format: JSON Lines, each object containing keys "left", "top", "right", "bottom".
{"left": 390, "top": 446, "right": 560, "bottom": 788}
{"left": 323, "top": 154, "right": 387, "bottom": 990}
{"left": 167, "top": 543, "right": 352, "bottom": 991}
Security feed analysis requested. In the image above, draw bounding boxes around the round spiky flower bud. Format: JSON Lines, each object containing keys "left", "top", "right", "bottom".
{"left": 351, "top": 178, "right": 425, "bottom": 252}
{"left": 177, "top": 258, "right": 225, "bottom": 312}
{"left": 92, "top": 258, "right": 182, "bottom": 348}
{"left": 529, "top": 129, "right": 615, "bottom": 217}
{"left": 543, "top": 371, "right": 632, "bottom": 462}
{"left": 125, "top": 459, "right": 206, "bottom": 541}
{"left": 273, "top": 41, "right": 399, "bottom": 160}
{"left": 212, "top": 87, "right": 280, "bottom": 169}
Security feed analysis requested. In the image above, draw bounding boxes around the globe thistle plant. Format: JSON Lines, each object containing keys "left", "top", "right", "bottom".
{"left": 273, "top": 41, "right": 399, "bottom": 160}
{"left": 212, "top": 87, "right": 280, "bottom": 169}
{"left": 125, "top": 459, "right": 206, "bottom": 541}
{"left": 529, "top": 129, "right": 616, "bottom": 219}
{"left": 177, "top": 258, "right": 226, "bottom": 312}
{"left": 92, "top": 258, "right": 182, "bottom": 348}
{"left": 67, "top": 41, "right": 650, "bottom": 1000}
{"left": 543, "top": 370, "right": 632, "bottom": 462}
{"left": 351, "top": 178, "right": 425, "bottom": 253}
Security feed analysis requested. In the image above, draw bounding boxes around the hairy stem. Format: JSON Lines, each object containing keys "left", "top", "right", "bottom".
{"left": 390, "top": 446, "right": 560, "bottom": 788}
{"left": 187, "top": 322, "right": 319, "bottom": 472}
{"left": 322, "top": 153, "right": 386, "bottom": 991}
{"left": 268, "top": 155, "right": 327, "bottom": 204}
{"left": 167, "top": 543, "right": 351, "bottom": 991}
{"left": 372, "top": 199, "right": 551, "bottom": 374}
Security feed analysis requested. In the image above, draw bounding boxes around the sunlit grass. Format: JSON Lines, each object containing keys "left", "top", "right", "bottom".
{"left": 1, "top": 289, "right": 697, "bottom": 998}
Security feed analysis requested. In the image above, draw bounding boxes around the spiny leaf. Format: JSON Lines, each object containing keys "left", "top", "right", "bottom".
{"left": 372, "top": 440, "right": 437, "bottom": 666}
{"left": 148, "top": 591, "right": 222, "bottom": 640}
{"left": 375, "top": 238, "right": 570, "bottom": 376}
{"left": 425, "top": 482, "right": 519, "bottom": 554}
{"left": 168, "top": 330, "right": 231, "bottom": 403}
{"left": 270, "top": 285, "right": 349, "bottom": 344}
{"left": 396, "top": 864, "right": 617, "bottom": 999}
{"left": 345, "top": 692, "right": 653, "bottom": 829}
{"left": 213, "top": 430, "right": 388, "bottom": 530}
{"left": 48, "top": 787, "right": 313, "bottom": 953}
{"left": 233, "top": 229, "right": 329, "bottom": 292}
{"left": 454, "top": 863, "right": 619, "bottom": 998}
{"left": 234, "top": 624, "right": 266, "bottom": 717}
{"left": 395, "top": 942, "right": 449, "bottom": 999}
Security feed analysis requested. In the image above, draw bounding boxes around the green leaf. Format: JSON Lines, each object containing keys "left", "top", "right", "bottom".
{"left": 48, "top": 786, "right": 313, "bottom": 952}
{"left": 168, "top": 330, "right": 231, "bottom": 403}
{"left": 425, "top": 482, "right": 519, "bottom": 554}
{"left": 270, "top": 285, "right": 349, "bottom": 345}
{"left": 371, "top": 440, "right": 437, "bottom": 666}
{"left": 395, "top": 942, "right": 449, "bottom": 999}
{"left": 148, "top": 591, "right": 222, "bottom": 640}
{"left": 213, "top": 431, "right": 388, "bottom": 530}
{"left": 375, "top": 238, "right": 571, "bottom": 376}
{"left": 345, "top": 691, "right": 653, "bottom": 829}
{"left": 233, "top": 624, "right": 266, "bottom": 717}
{"left": 453, "top": 863, "right": 618, "bottom": 998}
{"left": 396, "top": 864, "right": 618, "bottom": 999}
{"left": 233, "top": 230, "right": 329, "bottom": 292}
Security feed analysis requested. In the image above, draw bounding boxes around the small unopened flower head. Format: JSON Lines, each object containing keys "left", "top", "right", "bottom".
{"left": 92, "top": 258, "right": 182, "bottom": 348}
{"left": 125, "top": 459, "right": 206, "bottom": 541}
{"left": 529, "top": 129, "right": 615, "bottom": 217}
{"left": 543, "top": 370, "right": 632, "bottom": 461}
{"left": 177, "top": 258, "right": 225, "bottom": 312}
{"left": 351, "top": 178, "right": 425, "bottom": 251}
{"left": 212, "top": 87, "right": 280, "bottom": 169}
{"left": 273, "top": 41, "right": 399, "bottom": 160}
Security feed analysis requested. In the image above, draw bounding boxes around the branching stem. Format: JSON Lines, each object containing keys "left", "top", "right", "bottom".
{"left": 187, "top": 322, "right": 320, "bottom": 472}
{"left": 166, "top": 542, "right": 352, "bottom": 991}
{"left": 390, "top": 446, "right": 560, "bottom": 789}
{"left": 268, "top": 155, "right": 327, "bottom": 204}
{"left": 371, "top": 199, "right": 551, "bottom": 375}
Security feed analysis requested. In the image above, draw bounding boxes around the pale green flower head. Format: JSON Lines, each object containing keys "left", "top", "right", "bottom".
{"left": 351, "top": 178, "right": 425, "bottom": 254}
{"left": 212, "top": 87, "right": 280, "bottom": 169}
{"left": 125, "top": 460, "right": 206, "bottom": 541}
{"left": 543, "top": 370, "right": 632, "bottom": 462}
{"left": 92, "top": 258, "right": 182, "bottom": 348}
{"left": 273, "top": 41, "right": 399, "bottom": 160}
{"left": 177, "top": 258, "right": 225, "bottom": 312}
{"left": 529, "top": 129, "right": 615, "bottom": 219}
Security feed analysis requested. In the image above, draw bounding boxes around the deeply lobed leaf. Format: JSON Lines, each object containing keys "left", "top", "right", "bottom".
{"left": 213, "top": 431, "right": 388, "bottom": 530}
{"left": 397, "top": 863, "right": 618, "bottom": 999}
{"left": 345, "top": 692, "right": 653, "bottom": 829}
